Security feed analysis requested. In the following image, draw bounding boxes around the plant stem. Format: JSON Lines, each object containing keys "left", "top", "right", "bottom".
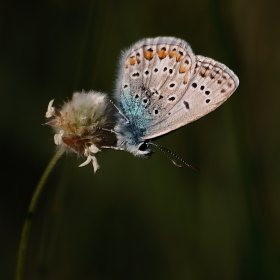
{"left": 15, "top": 149, "right": 64, "bottom": 280}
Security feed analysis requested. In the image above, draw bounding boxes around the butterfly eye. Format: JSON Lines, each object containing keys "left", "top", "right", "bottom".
{"left": 138, "top": 142, "right": 149, "bottom": 151}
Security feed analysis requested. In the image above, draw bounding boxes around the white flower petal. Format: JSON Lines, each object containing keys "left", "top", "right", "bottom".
{"left": 54, "top": 130, "right": 64, "bottom": 145}
{"left": 46, "top": 99, "right": 55, "bottom": 118}
{"left": 91, "top": 156, "right": 99, "bottom": 173}
{"left": 78, "top": 155, "right": 92, "bottom": 167}
{"left": 89, "top": 144, "right": 100, "bottom": 154}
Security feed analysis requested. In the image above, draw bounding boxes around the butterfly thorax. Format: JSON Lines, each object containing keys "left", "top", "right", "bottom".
{"left": 115, "top": 115, "right": 152, "bottom": 158}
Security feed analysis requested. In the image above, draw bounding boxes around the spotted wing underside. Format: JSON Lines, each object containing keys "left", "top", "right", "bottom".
{"left": 115, "top": 37, "right": 239, "bottom": 140}
{"left": 142, "top": 55, "right": 239, "bottom": 139}
{"left": 115, "top": 37, "right": 196, "bottom": 130}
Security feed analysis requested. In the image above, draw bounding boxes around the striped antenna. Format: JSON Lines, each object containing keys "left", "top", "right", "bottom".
{"left": 150, "top": 142, "right": 200, "bottom": 171}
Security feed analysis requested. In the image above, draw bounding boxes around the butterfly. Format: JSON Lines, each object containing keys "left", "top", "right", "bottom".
{"left": 103, "top": 37, "right": 239, "bottom": 169}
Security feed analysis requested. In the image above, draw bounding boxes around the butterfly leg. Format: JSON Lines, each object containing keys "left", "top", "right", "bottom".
{"left": 101, "top": 140, "right": 126, "bottom": 151}
{"left": 101, "top": 145, "right": 124, "bottom": 151}
{"left": 109, "top": 99, "right": 130, "bottom": 124}
{"left": 96, "top": 127, "right": 121, "bottom": 135}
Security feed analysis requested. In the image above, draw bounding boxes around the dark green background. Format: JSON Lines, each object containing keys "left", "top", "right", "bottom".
{"left": 1, "top": 0, "right": 280, "bottom": 279}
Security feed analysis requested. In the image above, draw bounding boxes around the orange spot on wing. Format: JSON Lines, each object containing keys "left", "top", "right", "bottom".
{"left": 168, "top": 51, "right": 176, "bottom": 58}
{"left": 183, "top": 76, "right": 189, "bottom": 84}
{"left": 136, "top": 58, "right": 141, "bottom": 64}
{"left": 129, "top": 57, "right": 136, "bottom": 65}
{"left": 144, "top": 50, "right": 154, "bottom": 60}
{"left": 200, "top": 70, "right": 207, "bottom": 77}
{"left": 157, "top": 49, "right": 167, "bottom": 59}
{"left": 179, "top": 65, "right": 188, "bottom": 73}
{"left": 176, "top": 54, "right": 182, "bottom": 62}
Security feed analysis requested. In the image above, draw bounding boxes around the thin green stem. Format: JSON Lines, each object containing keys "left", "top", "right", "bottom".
{"left": 15, "top": 149, "right": 64, "bottom": 280}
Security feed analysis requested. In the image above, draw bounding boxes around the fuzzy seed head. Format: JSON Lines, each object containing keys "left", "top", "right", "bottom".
{"left": 45, "top": 91, "right": 115, "bottom": 172}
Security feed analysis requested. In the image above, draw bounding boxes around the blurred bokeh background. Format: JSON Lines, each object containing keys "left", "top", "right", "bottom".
{"left": 1, "top": 0, "right": 280, "bottom": 279}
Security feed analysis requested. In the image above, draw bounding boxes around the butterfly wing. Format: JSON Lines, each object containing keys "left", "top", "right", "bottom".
{"left": 115, "top": 37, "right": 197, "bottom": 134}
{"left": 142, "top": 55, "right": 239, "bottom": 139}
{"left": 115, "top": 37, "right": 239, "bottom": 140}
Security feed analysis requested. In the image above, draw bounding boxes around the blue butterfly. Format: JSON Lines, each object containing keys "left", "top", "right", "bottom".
{"left": 103, "top": 37, "right": 239, "bottom": 169}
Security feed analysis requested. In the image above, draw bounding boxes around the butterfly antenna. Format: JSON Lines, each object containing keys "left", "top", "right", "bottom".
{"left": 150, "top": 143, "right": 200, "bottom": 171}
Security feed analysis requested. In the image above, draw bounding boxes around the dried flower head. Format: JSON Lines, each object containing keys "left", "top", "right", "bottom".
{"left": 45, "top": 91, "right": 115, "bottom": 172}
